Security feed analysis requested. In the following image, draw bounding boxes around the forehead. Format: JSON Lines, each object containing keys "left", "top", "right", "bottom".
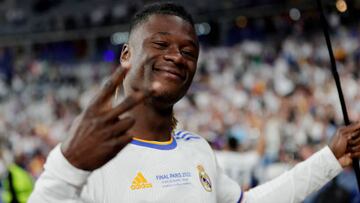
{"left": 130, "top": 14, "right": 197, "bottom": 44}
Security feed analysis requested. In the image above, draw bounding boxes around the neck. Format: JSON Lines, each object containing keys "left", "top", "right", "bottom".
{"left": 127, "top": 102, "right": 175, "bottom": 142}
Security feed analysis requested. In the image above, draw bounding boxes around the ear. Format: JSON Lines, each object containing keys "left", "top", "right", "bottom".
{"left": 120, "top": 44, "right": 131, "bottom": 70}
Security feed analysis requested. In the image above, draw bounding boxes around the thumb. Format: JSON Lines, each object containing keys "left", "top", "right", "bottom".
{"left": 338, "top": 153, "right": 352, "bottom": 168}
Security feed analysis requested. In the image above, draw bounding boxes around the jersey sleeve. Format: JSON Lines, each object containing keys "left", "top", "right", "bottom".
{"left": 216, "top": 166, "right": 244, "bottom": 203}
{"left": 214, "top": 152, "right": 243, "bottom": 203}
{"left": 243, "top": 146, "right": 343, "bottom": 203}
{"left": 28, "top": 145, "right": 92, "bottom": 203}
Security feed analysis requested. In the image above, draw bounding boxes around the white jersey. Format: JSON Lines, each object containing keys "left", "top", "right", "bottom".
{"left": 30, "top": 131, "right": 242, "bottom": 203}
{"left": 29, "top": 130, "right": 342, "bottom": 203}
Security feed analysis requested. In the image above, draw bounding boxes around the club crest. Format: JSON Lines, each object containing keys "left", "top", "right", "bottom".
{"left": 197, "top": 165, "right": 212, "bottom": 192}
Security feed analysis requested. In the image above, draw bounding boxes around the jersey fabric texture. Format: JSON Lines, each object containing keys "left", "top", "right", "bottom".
{"left": 29, "top": 130, "right": 342, "bottom": 203}
{"left": 30, "top": 131, "right": 242, "bottom": 203}
{"left": 81, "top": 130, "right": 242, "bottom": 202}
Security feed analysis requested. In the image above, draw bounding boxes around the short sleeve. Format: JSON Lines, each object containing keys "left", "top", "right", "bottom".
{"left": 215, "top": 159, "right": 243, "bottom": 203}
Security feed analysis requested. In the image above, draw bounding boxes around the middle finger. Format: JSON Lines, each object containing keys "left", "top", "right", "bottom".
{"left": 104, "top": 88, "right": 155, "bottom": 122}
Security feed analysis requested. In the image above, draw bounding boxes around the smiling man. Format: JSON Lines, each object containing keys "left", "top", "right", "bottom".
{"left": 29, "top": 2, "right": 360, "bottom": 203}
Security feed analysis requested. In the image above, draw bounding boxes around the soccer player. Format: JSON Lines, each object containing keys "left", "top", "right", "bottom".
{"left": 29, "top": 2, "right": 360, "bottom": 203}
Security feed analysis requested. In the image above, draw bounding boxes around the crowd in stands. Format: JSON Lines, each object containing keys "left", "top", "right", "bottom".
{"left": 0, "top": 21, "right": 359, "bottom": 202}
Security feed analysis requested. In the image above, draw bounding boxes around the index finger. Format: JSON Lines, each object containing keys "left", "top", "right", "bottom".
{"left": 90, "top": 67, "right": 128, "bottom": 108}
{"left": 344, "top": 121, "right": 360, "bottom": 135}
{"left": 104, "top": 89, "right": 151, "bottom": 122}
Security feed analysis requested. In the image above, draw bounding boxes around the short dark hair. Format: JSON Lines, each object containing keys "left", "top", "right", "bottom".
{"left": 129, "top": 2, "right": 194, "bottom": 34}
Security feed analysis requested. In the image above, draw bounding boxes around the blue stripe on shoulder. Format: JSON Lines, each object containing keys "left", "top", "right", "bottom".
{"left": 175, "top": 131, "right": 183, "bottom": 136}
{"left": 174, "top": 131, "right": 200, "bottom": 142}
{"left": 174, "top": 130, "right": 185, "bottom": 139}
{"left": 185, "top": 136, "right": 201, "bottom": 141}
{"left": 181, "top": 133, "right": 191, "bottom": 139}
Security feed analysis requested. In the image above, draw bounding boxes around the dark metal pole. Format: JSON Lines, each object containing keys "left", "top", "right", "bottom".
{"left": 316, "top": 0, "right": 360, "bottom": 191}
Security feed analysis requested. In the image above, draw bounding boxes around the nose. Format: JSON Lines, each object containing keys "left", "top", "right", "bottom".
{"left": 163, "top": 48, "right": 184, "bottom": 64}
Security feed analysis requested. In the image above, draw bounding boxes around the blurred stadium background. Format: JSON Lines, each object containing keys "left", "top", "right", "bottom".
{"left": 0, "top": 0, "right": 359, "bottom": 202}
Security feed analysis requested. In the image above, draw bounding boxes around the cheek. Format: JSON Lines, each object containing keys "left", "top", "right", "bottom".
{"left": 127, "top": 55, "right": 157, "bottom": 90}
{"left": 187, "top": 62, "right": 197, "bottom": 80}
{"left": 123, "top": 62, "right": 144, "bottom": 92}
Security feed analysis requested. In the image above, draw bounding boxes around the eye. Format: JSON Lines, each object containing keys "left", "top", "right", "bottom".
{"left": 181, "top": 49, "right": 196, "bottom": 59}
{"left": 152, "top": 41, "right": 168, "bottom": 49}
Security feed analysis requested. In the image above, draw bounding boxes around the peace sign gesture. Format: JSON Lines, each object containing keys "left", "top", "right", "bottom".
{"left": 61, "top": 67, "right": 157, "bottom": 171}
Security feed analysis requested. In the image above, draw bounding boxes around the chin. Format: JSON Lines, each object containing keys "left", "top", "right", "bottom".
{"left": 149, "top": 89, "right": 186, "bottom": 108}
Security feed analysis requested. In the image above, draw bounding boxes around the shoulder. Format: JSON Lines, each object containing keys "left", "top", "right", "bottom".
{"left": 173, "top": 130, "right": 214, "bottom": 154}
{"left": 174, "top": 130, "right": 202, "bottom": 141}
{"left": 174, "top": 130, "right": 219, "bottom": 168}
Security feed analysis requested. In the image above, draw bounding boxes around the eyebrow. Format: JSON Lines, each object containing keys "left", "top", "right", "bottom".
{"left": 153, "top": 32, "right": 199, "bottom": 49}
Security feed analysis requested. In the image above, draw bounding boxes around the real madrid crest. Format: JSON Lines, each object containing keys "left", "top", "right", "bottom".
{"left": 197, "top": 165, "right": 212, "bottom": 192}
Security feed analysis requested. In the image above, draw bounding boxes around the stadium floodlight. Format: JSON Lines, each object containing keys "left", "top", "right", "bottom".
{"left": 316, "top": 0, "right": 360, "bottom": 192}
{"left": 289, "top": 8, "right": 301, "bottom": 21}
{"left": 111, "top": 32, "right": 129, "bottom": 45}
{"left": 336, "top": 0, "right": 347, "bottom": 13}
{"left": 195, "top": 22, "right": 211, "bottom": 36}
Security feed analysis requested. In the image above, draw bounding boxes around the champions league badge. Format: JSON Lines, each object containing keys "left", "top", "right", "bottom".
{"left": 197, "top": 165, "right": 212, "bottom": 192}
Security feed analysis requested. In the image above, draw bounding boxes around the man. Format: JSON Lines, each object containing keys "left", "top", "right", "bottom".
{"left": 29, "top": 2, "right": 360, "bottom": 203}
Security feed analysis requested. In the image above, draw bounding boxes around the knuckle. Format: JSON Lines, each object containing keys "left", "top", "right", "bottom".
{"left": 83, "top": 108, "right": 92, "bottom": 116}
{"left": 338, "top": 127, "right": 345, "bottom": 134}
{"left": 115, "top": 137, "right": 132, "bottom": 148}
{"left": 84, "top": 109, "right": 97, "bottom": 118}
{"left": 105, "top": 138, "right": 121, "bottom": 149}
{"left": 126, "top": 95, "right": 137, "bottom": 105}
{"left": 73, "top": 115, "right": 83, "bottom": 123}
{"left": 109, "top": 131, "right": 118, "bottom": 138}
{"left": 114, "top": 123, "right": 127, "bottom": 133}
{"left": 104, "top": 80, "right": 115, "bottom": 90}
{"left": 122, "top": 117, "right": 135, "bottom": 127}
{"left": 120, "top": 98, "right": 135, "bottom": 110}
{"left": 91, "top": 118, "right": 102, "bottom": 126}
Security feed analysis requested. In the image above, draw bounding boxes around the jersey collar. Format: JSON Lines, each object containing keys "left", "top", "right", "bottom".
{"left": 130, "top": 136, "right": 177, "bottom": 150}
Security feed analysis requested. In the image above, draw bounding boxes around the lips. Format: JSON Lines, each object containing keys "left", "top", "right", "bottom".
{"left": 153, "top": 66, "right": 185, "bottom": 81}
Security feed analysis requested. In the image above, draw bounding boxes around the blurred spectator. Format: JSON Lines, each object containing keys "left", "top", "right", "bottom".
{"left": 215, "top": 125, "right": 265, "bottom": 190}
{"left": 0, "top": 138, "right": 33, "bottom": 203}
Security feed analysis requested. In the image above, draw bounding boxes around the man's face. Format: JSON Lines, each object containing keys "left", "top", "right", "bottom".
{"left": 121, "top": 14, "right": 199, "bottom": 107}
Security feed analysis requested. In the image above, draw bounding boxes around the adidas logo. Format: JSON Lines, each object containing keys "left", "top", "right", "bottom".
{"left": 130, "top": 172, "right": 153, "bottom": 190}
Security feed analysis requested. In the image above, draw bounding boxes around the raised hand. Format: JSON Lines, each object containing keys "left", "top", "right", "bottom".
{"left": 61, "top": 67, "right": 155, "bottom": 171}
{"left": 329, "top": 121, "right": 360, "bottom": 167}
